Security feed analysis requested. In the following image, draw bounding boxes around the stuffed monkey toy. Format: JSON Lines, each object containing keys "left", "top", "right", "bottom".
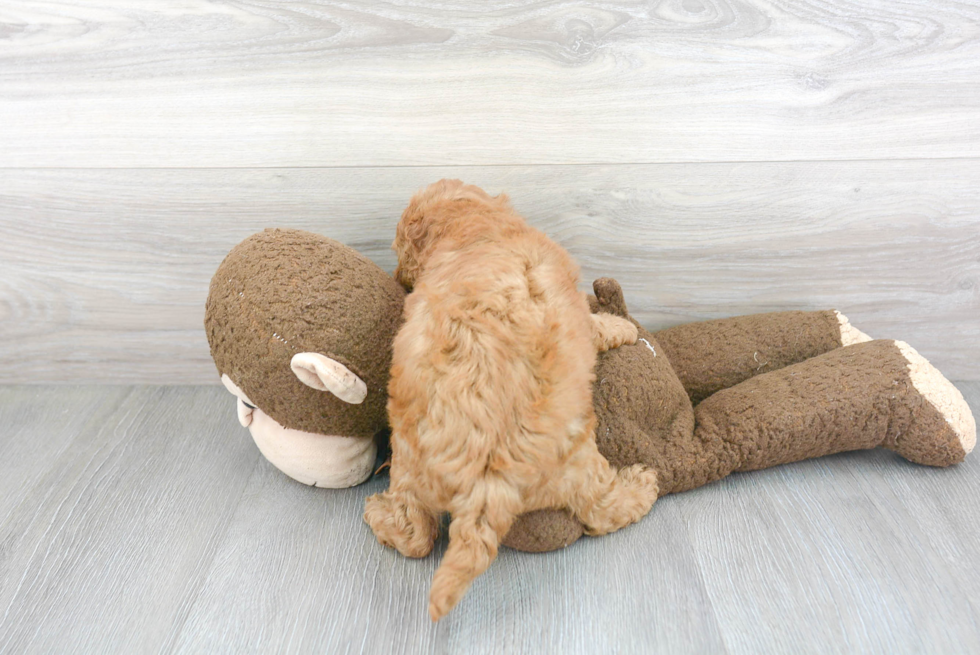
{"left": 205, "top": 229, "right": 975, "bottom": 550}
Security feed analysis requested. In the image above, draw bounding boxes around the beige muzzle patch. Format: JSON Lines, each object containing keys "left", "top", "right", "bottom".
{"left": 219, "top": 374, "right": 376, "bottom": 487}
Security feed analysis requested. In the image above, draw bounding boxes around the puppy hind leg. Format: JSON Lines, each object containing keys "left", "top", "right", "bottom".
{"left": 591, "top": 313, "right": 639, "bottom": 352}
{"left": 364, "top": 488, "right": 439, "bottom": 559}
{"left": 564, "top": 442, "right": 659, "bottom": 536}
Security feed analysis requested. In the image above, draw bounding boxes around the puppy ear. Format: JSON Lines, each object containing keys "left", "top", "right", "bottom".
{"left": 394, "top": 179, "right": 494, "bottom": 288}
{"left": 394, "top": 193, "right": 438, "bottom": 288}
{"left": 290, "top": 353, "right": 368, "bottom": 404}
{"left": 402, "top": 204, "right": 433, "bottom": 250}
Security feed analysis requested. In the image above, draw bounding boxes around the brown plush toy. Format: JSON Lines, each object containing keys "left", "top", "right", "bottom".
{"left": 205, "top": 229, "right": 976, "bottom": 551}
{"left": 500, "top": 278, "right": 977, "bottom": 552}
{"left": 205, "top": 228, "right": 404, "bottom": 488}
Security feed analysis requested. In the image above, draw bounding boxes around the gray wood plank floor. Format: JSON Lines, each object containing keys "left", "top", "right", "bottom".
{"left": 1, "top": 383, "right": 977, "bottom": 654}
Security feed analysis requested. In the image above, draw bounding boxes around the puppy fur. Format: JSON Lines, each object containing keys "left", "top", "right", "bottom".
{"left": 364, "top": 180, "right": 659, "bottom": 621}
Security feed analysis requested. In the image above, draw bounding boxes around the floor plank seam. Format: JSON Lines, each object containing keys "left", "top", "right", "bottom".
{"left": 2, "top": 154, "right": 980, "bottom": 171}
{"left": 161, "top": 448, "right": 264, "bottom": 655}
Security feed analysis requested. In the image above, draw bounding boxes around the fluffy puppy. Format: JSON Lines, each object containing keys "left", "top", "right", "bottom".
{"left": 364, "top": 179, "right": 659, "bottom": 621}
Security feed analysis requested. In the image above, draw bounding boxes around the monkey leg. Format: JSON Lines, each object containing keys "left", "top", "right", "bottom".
{"left": 682, "top": 340, "right": 975, "bottom": 492}
{"left": 654, "top": 309, "right": 873, "bottom": 405}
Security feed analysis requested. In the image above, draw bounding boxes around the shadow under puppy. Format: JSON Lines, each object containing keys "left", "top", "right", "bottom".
{"left": 364, "top": 179, "right": 659, "bottom": 621}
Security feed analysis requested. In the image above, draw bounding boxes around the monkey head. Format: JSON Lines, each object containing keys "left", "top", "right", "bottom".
{"left": 205, "top": 228, "right": 405, "bottom": 488}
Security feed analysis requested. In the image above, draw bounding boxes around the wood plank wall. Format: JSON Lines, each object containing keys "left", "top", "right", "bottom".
{"left": 1, "top": 1, "right": 978, "bottom": 383}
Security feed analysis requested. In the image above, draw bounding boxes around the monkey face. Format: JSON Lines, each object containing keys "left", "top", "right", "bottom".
{"left": 220, "top": 372, "right": 378, "bottom": 488}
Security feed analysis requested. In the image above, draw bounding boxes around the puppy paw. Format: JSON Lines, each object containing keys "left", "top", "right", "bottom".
{"left": 578, "top": 464, "right": 659, "bottom": 536}
{"left": 364, "top": 491, "right": 438, "bottom": 558}
{"left": 592, "top": 313, "right": 639, "bottom": 352}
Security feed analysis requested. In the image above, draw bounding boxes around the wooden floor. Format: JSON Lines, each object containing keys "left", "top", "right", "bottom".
{"left": 0, "top": 382, "right": 977, "bottom": 654}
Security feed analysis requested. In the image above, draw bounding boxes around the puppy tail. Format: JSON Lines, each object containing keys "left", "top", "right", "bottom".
{"left": 428, "top": 486, "right": 516, "bottom": 622}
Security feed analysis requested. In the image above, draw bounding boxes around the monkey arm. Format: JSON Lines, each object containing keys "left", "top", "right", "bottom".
{"left": 584, "top": 276, "right": 871, "bottom": 405}
{"left": 653, "top": 310, "right": 871, "bottom": 405}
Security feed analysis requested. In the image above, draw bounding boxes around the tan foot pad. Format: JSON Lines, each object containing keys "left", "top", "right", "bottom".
{"left": 896, "top": 340, "right": 976, "bottom": 458}
{"left": 835, "top": 311, "right": 873, "bottom": 346}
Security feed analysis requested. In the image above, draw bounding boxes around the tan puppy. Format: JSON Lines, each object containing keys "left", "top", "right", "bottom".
{"left": 364, "top": 180, "right": 659, "bottom": 621}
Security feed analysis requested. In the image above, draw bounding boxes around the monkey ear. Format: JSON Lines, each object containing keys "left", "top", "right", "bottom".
{"left": 592, "top": 278, "right": 630, "bottom": 318}
{"left": 290, "top": 353, "right": 368, "bottom": 404}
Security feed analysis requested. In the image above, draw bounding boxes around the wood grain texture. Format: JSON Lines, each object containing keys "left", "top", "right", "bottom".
{"left": 0, "top": 386, "right": 260, "bottom": 654}
{"left": 1, "top": 0, "right": 979, "bottom": 167}
{"left": 0, "top": 383, "right": 977, "bottom": 653}
{"left": 0, "top": 386, "right": 130, "bottom": 525}
{"left": 676, "top": 448, "right": 980, "bottom": 653}
{"left": 172, "top": 463, "right": 726, "bottom": 655}
{"left": 1, "top": 162, "right": 977, "bottom": 383}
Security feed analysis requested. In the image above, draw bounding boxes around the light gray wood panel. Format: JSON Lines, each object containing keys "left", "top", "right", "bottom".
{"left": 2, "top": 161, "right": 977, "bottom": 383}
{"left": 168, "top": 465, "right": 445, "bottom": 654}
{"left": 171, "top": 462, "right": 725, "bottom": 654}
{"left": 0, "top": 386, "right": 129, "bottom": 524}
{"left": 861, "top": 381, "right": 980, "bottom": 625}
{"left": 2, "top": 0, "right": 979, "bottom": 167}
{"left": 674, "top": 381, "right": 980, "bottom": 654}
{"left": 0, "top": 384, "right": 977, "bottom": 652}
{"left": 0, "top": 386, "right": 260, "bottom": 654}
